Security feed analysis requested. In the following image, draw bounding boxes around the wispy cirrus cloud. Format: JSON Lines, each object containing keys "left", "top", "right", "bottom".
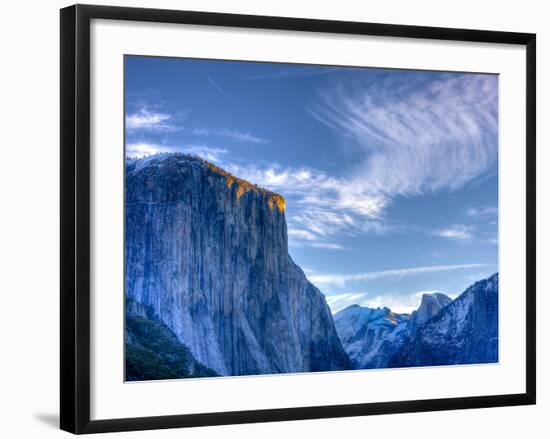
{"left": 288, "top": 229, "right": 345, "bottom": 250}
{"left": 263, "top": 73, "right": 498, "bottom": 248}
{"left": 308, "top": 263, "right": 486, "bottom": 289}
{"left": 466, "top": 206, "right": 498, "bottom": 218}
{"left": 293, "top": 210, "right": 356, "bottom": 237}
{"left": 434, "top": 224, "right": 473, "bottom": 241}
{"left": 308, "top": 74, "right": 498, "bottom": 197}
{"left": 289, "top": 209, "right": 390, "bottom": 249}
{"left": 287, "top": 213, "right": 358, "bottom": 251}
{"left": 126, "top": 108, "right": 180, "bottom": 132}
{"left": 193, "top": 127, "right": 269, "bottom": 144}
{"left": 126, "top": 109, "right": 170, "bottom": 129}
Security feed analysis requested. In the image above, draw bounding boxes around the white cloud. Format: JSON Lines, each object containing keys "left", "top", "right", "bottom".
{"left": 126, "top": 108, "right": 180, "bottom": 132}
{"left": 293, "top": 210, "right": 356, "bottom": 236}
{"left": 288, "top": 229, "right": 318, "bottom": 241}
{"left": 435, "top": 224, "right": 473, "bottom": 241}
{"left": 288, "top": 231, "right": 344, "bottom": 250}
{"left": 325, "top": 290, "right": 458, "bottom": 314}
{"left": 182, "top": 145, "right": 228, "bottom": 162}
{"left": 325, "top": 293, "right": 374, "bottom": 314}
{"left": 308, "top": 263, "right": 486, "bottom": 289}
{"left": 287, "top": 215, "right": 355, "bottom": 250}
{"left": 288, "top": 208, "right": 389, "bottom": 249}
{"left": 126, "top": 143, "right": 171, "bottom": 157}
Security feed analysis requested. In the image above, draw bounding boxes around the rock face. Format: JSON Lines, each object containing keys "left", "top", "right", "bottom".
{"left": 408, "top": 292, "right": 452, "bottom": 332}
{"left": 334, "top": 306, "right": 410, "bottom": 369}
{"left": 389, "top": 274, "right": 498, "bottom": 367}
{"left": 125, "top": 154, "right": 352, "bottom": 377}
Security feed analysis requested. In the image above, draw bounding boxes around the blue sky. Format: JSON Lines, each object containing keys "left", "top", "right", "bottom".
{"left": 125, "top": 55, "right": 499, "bottom": 314}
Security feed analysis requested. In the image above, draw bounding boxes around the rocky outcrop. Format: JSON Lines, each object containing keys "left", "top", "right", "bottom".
{"left": 125, "top": 154, "right": 351, "bottom": 377}
{"left": 389, "top": 274, "right": 498, "bottom": 367}
{"left": 408, "top": 292, "right": 452, "bottom": 332}
{"left": 334, "top": 305, "right": 410, "bottom": 369}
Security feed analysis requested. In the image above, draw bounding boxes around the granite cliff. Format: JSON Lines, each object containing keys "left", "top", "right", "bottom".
{"left": 125, "top": 154, "right": 352, "bottom": 377}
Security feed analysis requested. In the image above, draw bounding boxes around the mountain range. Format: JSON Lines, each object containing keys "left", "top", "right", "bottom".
{"left": 389, "top": 274, "right": 498, "bottom": 367}
{"left": 334, "top": 275, "right": 498, "bottom": 369}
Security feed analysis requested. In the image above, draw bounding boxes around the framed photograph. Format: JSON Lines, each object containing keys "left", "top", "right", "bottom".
{"left": 60, "top": 4, "right": 536, "bottom": 434}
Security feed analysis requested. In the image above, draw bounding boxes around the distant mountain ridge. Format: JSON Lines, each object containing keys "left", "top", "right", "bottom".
{"left": 125, "top": 153, "right": 351, "bottom": 378}
{"left": 334, "top": 291, "right": 451, "bottom": 369}
{"left": 389, "top": 273, "right": 498, "bottom": 367}
{"left": 334, "top": 274, "right": 498, "bottom": 369}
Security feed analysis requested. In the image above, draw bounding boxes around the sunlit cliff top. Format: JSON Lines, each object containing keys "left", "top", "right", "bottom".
{"left": 127, "top": 153, "right": 286, "bottom": 213}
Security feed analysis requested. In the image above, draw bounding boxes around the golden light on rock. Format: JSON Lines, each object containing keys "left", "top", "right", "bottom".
{"left": 204, "top": 160, "right": 285, "bottom": 213}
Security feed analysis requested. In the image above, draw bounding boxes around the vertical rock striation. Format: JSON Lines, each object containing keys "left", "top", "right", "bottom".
{"left": 125, "top": 154, "right": 351, "bottom": 377}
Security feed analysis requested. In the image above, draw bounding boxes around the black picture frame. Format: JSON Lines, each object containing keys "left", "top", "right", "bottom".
{"left": 60, "top": 4, "right": 536, "bottom": 434}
